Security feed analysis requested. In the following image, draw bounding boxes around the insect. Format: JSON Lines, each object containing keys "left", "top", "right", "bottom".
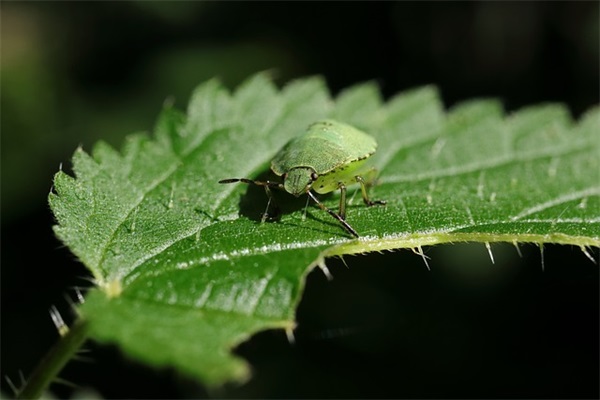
{"left": 219, "top": 120, "right": 386, "bottom": 237}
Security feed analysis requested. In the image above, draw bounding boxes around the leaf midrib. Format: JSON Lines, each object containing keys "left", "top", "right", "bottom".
{"left": 95, "top": 159, "right": 183, "bottom": 278}
{"left": 123, "top": 230, "right": 341, "bottom": 284}
{"left": 125, "top": 184, "right": 598, "bottom": 286}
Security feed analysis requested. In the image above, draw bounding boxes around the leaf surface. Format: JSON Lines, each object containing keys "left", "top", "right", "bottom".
{"left": 49, "top": 74, "right": 600, "bottom": 385}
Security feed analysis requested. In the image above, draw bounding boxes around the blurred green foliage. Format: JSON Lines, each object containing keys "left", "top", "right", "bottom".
{"left": 2, "top": 2, "right": 308, "bottom": 222}
{"left": 2, "top": 2, "right": 598, "bottom": 222}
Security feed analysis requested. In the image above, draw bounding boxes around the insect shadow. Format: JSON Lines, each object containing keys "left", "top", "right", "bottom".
{"left": 232, "top": 168, "right": 342, "bottom": 232}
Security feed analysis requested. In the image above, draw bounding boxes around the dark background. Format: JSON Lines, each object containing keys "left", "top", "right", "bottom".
{"left": 2, "top": 2, "right": 598, "bottom": 399}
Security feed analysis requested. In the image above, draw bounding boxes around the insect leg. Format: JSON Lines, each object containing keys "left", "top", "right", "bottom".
{"left": 355, "top": 176, "right": 386, "bottom": 206}
{"left": 261, "top": 184, "right": 280, "bottom": 222}
{"left": 338, "top": 183, "right": 347, "bottom": 220}
{"left": 307, "top": 191, "right": 359, "bottom": 238}
{"left": 218, "top": 178, "right": 284, "bottom": 221}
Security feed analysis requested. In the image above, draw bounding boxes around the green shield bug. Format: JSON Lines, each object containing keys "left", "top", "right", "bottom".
{"left": 219, "top": 119, "right": 386, "bottom": 237}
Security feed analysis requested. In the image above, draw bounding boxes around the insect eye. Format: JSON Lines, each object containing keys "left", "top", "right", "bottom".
{"left": 311, "top": 172, "right": 318, "bottom": 181}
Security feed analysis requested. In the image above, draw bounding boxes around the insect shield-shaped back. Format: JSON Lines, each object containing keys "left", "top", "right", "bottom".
{"left": 270, "top": 120, "right": 378, "bottom": 186}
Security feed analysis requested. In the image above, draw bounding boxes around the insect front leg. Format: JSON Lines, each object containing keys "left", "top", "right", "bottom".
{"left": 261, "top": 184, "right": 281, "bottom": 222}
{"left": 307, "top": 191, "right": 359, "bottom": 238}
{"left": 218, "top": 178, "right": 284, "bottom": 222}
{"left": 355, "top": 175, "right": 386, "bottom": 207}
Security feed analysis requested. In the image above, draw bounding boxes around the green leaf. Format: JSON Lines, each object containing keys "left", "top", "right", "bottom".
{"left": 49, "top": 73, "right": 599, "bottom": 386}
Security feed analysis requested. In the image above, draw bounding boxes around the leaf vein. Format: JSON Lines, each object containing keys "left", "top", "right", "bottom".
{"left": 382, "top": 145, "right": 590, "bottom": 184}
{"left": 510, "top": 188, "right": 600, "bottom": 221}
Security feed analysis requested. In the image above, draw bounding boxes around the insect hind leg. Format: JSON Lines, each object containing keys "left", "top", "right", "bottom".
{"left": 355, "top": 175, "right": 386, "bottom": 207}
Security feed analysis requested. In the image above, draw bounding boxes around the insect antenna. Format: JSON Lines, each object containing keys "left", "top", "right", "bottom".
{"left": 218, "top": 178, "right": 283, "bottom": 189}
